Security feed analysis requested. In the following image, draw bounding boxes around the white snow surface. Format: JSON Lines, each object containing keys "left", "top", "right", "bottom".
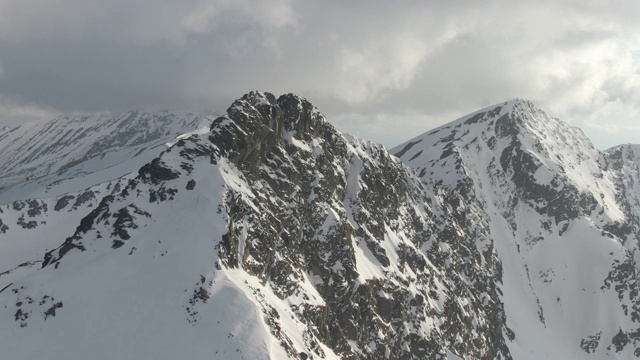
{"left": 0, "top": 181, "right": 122, "bottom": 290}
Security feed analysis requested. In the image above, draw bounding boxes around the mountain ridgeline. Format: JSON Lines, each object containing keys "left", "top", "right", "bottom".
{"left": 0, "top": 110, "right": 209, "bottom": 203}
{"left": 0, "top": 92, "right": 638, "bottom": 359}
{"left": 393, "top": 99, "right": 640, "bottom": 358}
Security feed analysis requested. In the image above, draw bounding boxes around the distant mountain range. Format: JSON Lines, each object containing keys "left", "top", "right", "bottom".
{"left": 0, "top": 111, "right": 210, "bottom": 203}
{"left": 0, "top": 92, "right": 638, "bottom": 359}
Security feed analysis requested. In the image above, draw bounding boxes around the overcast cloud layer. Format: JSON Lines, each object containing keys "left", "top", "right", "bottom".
{"left": 0, "top": 0, "right": 639, "bottom": 148}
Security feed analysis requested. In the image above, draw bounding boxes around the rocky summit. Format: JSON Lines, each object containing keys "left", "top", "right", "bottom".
{"left": 0, "top": 92, "right": 638, "bottom": 359}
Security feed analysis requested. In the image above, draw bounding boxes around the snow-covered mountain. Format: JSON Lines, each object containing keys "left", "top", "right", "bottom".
{"left": 393, "top": 99, "right": 640, "bottom": 358}
{"left": 0, "top": 93, "right": 638, "bottom": 359}
{"left": 0, "top": 111, "right": 211, "bottom": 203}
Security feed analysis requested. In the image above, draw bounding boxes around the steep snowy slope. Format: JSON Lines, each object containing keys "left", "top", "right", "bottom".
{"left": 0, "top": 92, "right": 513, "bottom": 359}
{"left": 0, "top": 111, "right": 210, "bottom": 203}
{"left": 394, "top": 99, "right": 640, "bottom": 358}
{"left": 0, "top": 178, "right": 130, "bottom": 290}
{"left": 0, "top": 112, "right": 210, "bottom": 289}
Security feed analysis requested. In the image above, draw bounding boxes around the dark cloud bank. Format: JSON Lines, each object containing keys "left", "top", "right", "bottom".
{"left": 0, "top": 0, "right": 638, "bottom": 148}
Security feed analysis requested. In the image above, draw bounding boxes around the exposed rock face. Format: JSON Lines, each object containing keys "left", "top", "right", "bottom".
{"left": 209, "top": 92, "right": 511, "bottom": 358}
{"left": 605, "top": 144, "right": 640, "bottom": 244}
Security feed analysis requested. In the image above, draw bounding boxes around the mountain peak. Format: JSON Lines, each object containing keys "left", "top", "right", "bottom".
{"left": 502, "top": 97, "right": 534, "bottom": 107}
{"left": 233, "top": 90, "right": 278, "bottom": 108}
{"left": 222, "top": 91, "right": 332, "bottom": 137}
{"left": 209, "top": 91, "right": 339, "bottom": 172}
{"left": 225, "top": 92, "right": 317, "bottom": 122}
{"left": 393, "top": 97, "right": 614, "bottom": 222}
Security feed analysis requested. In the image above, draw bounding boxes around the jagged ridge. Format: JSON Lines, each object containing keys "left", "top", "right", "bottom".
{"left": 0, "top": 92, "right": 512, "bottom": 359}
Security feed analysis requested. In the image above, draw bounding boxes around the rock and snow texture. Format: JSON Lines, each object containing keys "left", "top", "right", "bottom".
{"left": 0, "top": 93, "right": 638, "bottom": 359}
{"left": 0, "top": 111, "right": 211, "bottom": 203}
{"left": 0, "top": 182, "right": 121, "bottom": 291}
{"left": 394, "top": 99, "right": 640, "bottom": 358}
{"left": 0, "top": 93, "right": 511, "bottom": 359}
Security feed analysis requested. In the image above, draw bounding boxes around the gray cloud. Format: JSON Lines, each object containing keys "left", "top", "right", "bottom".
{"left": 0, "top": 0, "right": 639, "bottom": 149}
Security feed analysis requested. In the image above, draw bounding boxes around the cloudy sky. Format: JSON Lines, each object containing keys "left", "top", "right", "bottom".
{"left": 0, "top": 0, "right": 639, "bottom": 149}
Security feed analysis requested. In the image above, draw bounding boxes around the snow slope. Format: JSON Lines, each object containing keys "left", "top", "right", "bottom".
{"left": 0, "top": 178, "right": 130, "bottom": 290}
{"left": 394, "top": 99, "right": 640, "bottom": 358}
